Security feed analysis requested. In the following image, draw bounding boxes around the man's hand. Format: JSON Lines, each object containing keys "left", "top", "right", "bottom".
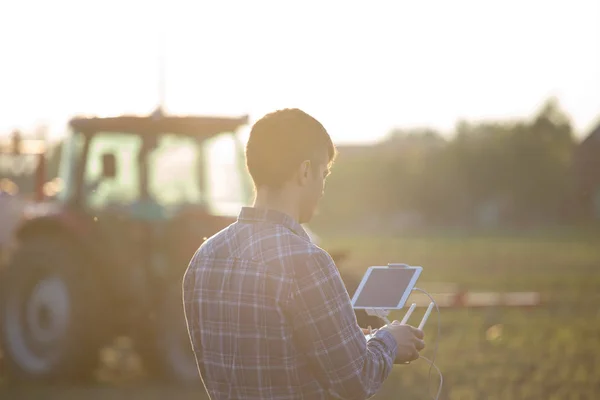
{"left": 379, "top": 321, "right": 425, "bottom": 364}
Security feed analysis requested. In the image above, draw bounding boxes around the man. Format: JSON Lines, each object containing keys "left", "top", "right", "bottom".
{"left": 182, "top": 108, "right": 425, "bottom": 399}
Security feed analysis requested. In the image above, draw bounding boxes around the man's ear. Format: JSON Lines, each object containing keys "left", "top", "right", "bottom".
{"left": 297, "top": 160, "right": 311, "bottom": 186}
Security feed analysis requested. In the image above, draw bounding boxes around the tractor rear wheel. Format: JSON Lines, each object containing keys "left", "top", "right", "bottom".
{"left": 0, "top": 236, "right": 103, "bottom": 383}
{"left": 136, "top": 284, "right": 201, "bottom": 385}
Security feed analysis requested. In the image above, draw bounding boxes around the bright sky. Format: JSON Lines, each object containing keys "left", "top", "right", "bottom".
{"left": 1, "top": 0, "right": 599, "bottom": 144}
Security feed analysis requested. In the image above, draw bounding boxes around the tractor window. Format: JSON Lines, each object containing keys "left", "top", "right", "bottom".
{"left": 83, "top": 133, "right": 142, "bottom": 210}
{"left": 203, "top": 132, "right": 251, "bottom": 216}
{"left": 147, "top": 134, "right": 202, "bottom": 207}
{"left": 56, "top": 130, "right": 85, "bottom": 203}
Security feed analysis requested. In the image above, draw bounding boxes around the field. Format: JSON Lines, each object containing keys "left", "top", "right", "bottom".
{"left": 2, "top": 230, "right": 600, "bottom": 399}
{"left": 322, "top": 231, "right": 600, "bottom": 399}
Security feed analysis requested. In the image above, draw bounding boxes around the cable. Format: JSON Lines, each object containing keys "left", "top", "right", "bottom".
{"left": 418, "top": 355, "right": 443, "bottom": 400}
{"left": 412, "top": 287, "right": 443, "bottom": 400}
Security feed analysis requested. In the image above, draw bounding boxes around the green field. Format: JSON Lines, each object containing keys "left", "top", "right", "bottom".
{"left": 2, "top": 231, "right": 599, "bottom": 399}
{"left": 321, "top": 231, "right": 600, "bottom": 399}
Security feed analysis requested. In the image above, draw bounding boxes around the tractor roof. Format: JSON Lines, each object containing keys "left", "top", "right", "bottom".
{"left": 69, "top": 109, "right": 249, "bottom": 139}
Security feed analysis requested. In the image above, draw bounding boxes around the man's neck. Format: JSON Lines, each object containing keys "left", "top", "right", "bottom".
{"left": 253, "top": 186, "right": 300, "bottom": 222}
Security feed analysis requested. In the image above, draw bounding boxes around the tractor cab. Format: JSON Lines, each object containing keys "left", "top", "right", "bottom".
{"left": 55, "top": 110, "right": 253, "bottom": 277}
{"left": 57, "top": 109, "right": 251, "bottom": 217}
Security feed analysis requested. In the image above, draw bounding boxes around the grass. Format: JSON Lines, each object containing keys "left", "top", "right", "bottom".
{"left": 320, "top": 231, "right": 600, "bottom": 399}
{"left": 2, "top": 230, "right": 599, "bottom": 399}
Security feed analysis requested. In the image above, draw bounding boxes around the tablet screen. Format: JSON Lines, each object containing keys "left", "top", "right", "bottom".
{"left": 351, "top": 267, "right": 420, "bottom": 309}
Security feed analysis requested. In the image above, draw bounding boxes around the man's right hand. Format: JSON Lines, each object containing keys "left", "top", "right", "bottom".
{"left": 379, "top": 321, "right": 425, "bottom": 364}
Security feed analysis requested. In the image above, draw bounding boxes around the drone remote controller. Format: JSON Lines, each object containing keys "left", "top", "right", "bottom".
{"left": 398, "top": 301, "right": 434, "bottom": 329}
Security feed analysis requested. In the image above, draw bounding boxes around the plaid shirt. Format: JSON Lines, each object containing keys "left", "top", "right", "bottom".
{"left": 182, "top": 207, "right": 398, "bottom": 400}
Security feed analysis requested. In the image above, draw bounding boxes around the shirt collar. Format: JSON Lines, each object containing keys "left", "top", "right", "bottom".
{"left": 237, "top": 206, "right": 311, "bottom": 242}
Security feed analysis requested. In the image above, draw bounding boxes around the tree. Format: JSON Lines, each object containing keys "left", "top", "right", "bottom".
{"left": 311, "top": 96, "right": 579, "bottom": 234}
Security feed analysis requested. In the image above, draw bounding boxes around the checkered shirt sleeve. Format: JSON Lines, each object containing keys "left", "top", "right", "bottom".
{"left": 288, "top": 249, "right": 398, "bottom": 399}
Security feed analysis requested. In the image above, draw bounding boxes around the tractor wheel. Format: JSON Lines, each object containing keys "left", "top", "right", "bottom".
{"left": 0, "top": 236, "right": 102, "bottom": 384}
{"left": 137, "top": 284, "right": 201, "bottom": 385}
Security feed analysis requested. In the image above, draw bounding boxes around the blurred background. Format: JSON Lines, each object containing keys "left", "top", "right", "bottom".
{"left": 1, "top": 0, "right": 599, "bottom": 399}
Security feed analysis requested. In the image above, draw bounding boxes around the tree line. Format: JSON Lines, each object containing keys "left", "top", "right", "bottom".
{"left": 311, "top": 98, "right": 593, "bottom": 234}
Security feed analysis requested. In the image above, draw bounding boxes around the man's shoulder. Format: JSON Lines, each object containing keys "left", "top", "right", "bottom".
{"left": 263, "top": 229, "right": 336, "bottom": 278}
{"left": 188, "top": 221, "right": 335, "bottom": 274}
{"left": 188, "top": 223, "right": 235, "bottom": 262}
{"left": 201, "top": 224, "right": 231, "bottom": 247}
{"left": 259, "top": 224, "right": 329, "bottom": 262}
{"left": 291, "top": 242, "right": 336, "bottom": 275}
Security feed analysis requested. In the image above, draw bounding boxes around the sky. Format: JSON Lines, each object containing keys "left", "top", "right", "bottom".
{"left": 1, "top": 0, "right": 599, "bottom": 144}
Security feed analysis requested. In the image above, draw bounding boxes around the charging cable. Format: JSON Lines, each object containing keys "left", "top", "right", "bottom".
{"left": 412, "top": 287, "right": 443, "bottom": 400}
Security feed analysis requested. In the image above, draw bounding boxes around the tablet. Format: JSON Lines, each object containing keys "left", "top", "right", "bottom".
{"left": 350, "top": 266, "right": 422, "bottom": 310}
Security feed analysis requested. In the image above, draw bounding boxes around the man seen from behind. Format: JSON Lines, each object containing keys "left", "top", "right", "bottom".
{"left": 182, "top": 108, "right": 425, "bottom": 399}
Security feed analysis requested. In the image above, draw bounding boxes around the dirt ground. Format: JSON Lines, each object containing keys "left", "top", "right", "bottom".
{"left": 0, "top": 342, "right": 212, "bottom": 400}
{"left": 0, "top": 385, "right": 210, "bottom": 400}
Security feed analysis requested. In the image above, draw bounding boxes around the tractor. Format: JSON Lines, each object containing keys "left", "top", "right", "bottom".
{"left": 0, "top": 108, "right": 381, "bottom": 385}
{"left": 0, "top": 109, "right": 258, "bottom": 384}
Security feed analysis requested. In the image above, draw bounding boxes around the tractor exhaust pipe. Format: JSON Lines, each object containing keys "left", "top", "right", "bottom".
{"left": 34, "top": 151, "right": 46, "bottom": 202}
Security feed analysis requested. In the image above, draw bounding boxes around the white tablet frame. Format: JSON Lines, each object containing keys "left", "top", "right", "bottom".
{"left": 350, "top": 265, "right": 422, "bottom": 310}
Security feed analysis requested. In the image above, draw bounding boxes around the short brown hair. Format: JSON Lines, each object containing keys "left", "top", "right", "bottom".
{"left": 245, "top": 108, "right": 336, "bottom": 189}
